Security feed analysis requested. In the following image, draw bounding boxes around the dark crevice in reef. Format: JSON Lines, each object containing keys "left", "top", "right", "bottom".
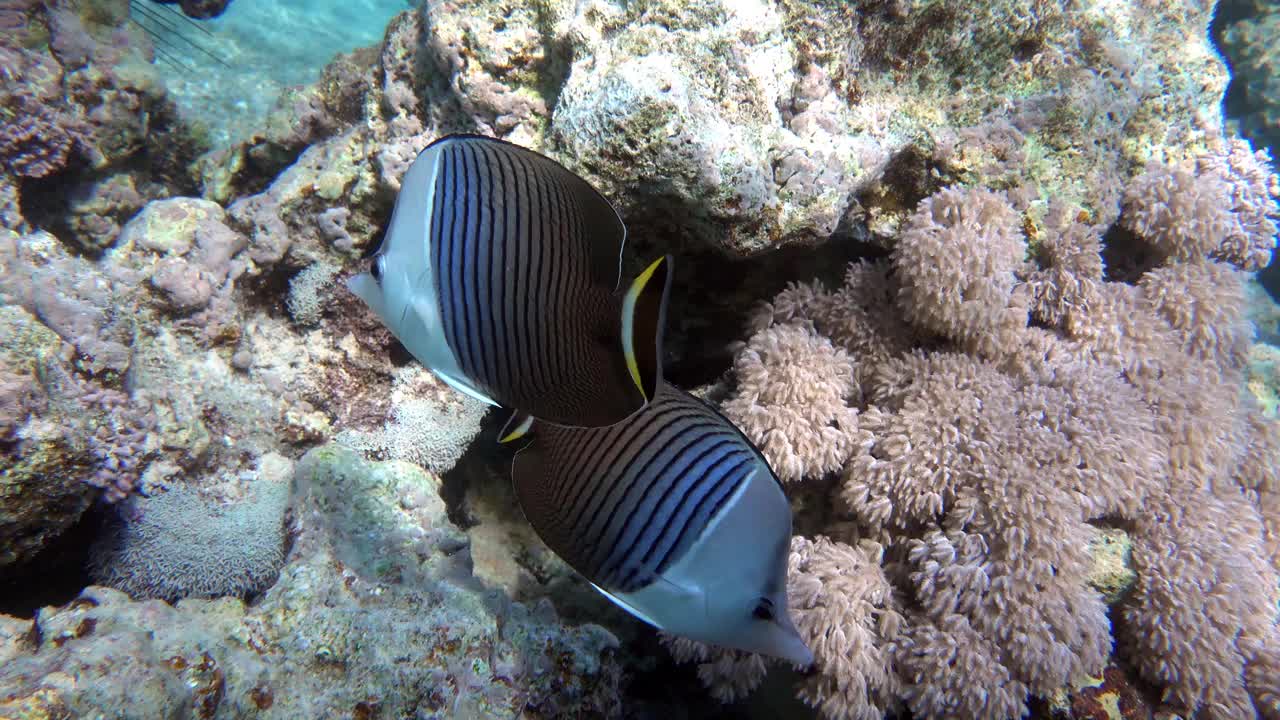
{"left": 662, "top": 229, "right": 887, "bottom": 390}
{"left": 0, "top": 506, "right": 104, "bottom": 619}
{"left": 1101, "top": 223, "right": 1159, "bottom": 284}
{"left": 237, "top": 263, "right": 298, "bottom": 318}
{"left": 439, "top": 410, "right": 513, "bottom": 532}
{"left": 16, "top": 168, "right": 80, "bottom": 248}
{"left": 617, "top": 632, "right": 821, "bottom": 719}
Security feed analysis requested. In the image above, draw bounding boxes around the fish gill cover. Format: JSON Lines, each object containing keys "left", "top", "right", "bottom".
{"left": 0, "top": 0, "right": 1277, "bottom": 719}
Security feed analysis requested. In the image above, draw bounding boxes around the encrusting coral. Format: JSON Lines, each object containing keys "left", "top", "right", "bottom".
{"left": 711, "top": 137, "right": 1280, "bottom": 720}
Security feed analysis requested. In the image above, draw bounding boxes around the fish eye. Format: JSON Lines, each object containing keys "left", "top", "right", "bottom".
{"left": 752, "top": 597, "right": 775, "bottom": 621}
{"left": 370, "top": 256, "right": 383, "bottom": 282}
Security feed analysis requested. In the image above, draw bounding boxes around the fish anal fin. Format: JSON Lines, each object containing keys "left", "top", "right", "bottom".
{"left": 589, "top": 581, "right": 663, "bottom": 628}
{"left": 510, "top": 439, "right": 573, "bottom": 567}
{"left": 620, "top": 255, "right": 672, "bottom": 402}
{"left": 498, "top": 409, "right": 535, "bottom": 444}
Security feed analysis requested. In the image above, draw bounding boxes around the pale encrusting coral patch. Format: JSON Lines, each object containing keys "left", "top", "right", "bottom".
{"left": 334, "top": 365, "right": 488, "bottom": 474}
{"left": 89, "top": 454, "right": 292, "bottom": 602}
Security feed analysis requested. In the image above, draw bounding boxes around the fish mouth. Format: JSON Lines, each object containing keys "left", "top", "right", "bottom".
{"left": 772, "top": 627, "right": 815, "bottom": 668}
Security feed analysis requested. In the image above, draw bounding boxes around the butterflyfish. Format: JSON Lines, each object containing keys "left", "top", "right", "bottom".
{"left": 499, "top": 381, "right": 814, "bottom": 666}
{"left": 348, "top": 133, "right": 671, "bottom": 428}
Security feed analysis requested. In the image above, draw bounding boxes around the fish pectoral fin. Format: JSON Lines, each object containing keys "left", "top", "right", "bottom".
{"left": 346, "top": 272, "right": 385, "bottom": 317}
{"left": 588, "top": 582, "right": 663, "bottom": 628}
{"left": 619, "top": 255, "right": 672, "bottom": 402}
{"left": 431, "top": 369, "right": 500, "bottom": 407}
{"left": 497, "top": 409, "right": 535, "bottom": 444}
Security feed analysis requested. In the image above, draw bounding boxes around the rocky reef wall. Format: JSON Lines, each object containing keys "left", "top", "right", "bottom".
{"left": 0, "top": 0, "right": 1277, "bottom": 718}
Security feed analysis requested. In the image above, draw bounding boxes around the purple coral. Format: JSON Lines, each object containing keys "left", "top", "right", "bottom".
{"left": 0, "top": 48, "right": 89, "bottom": 179}
{"left": 0, "top": 102, "right": 80, "bottom": 178}
{"left": 81, "top": 388, "right": 156, "bottom": 503}
{"left": 0, "top": 371, "right": 42, "bottom": 446}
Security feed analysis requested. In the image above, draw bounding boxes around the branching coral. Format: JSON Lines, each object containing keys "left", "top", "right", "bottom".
{"left": 701, "top": 137, "right": 1280, "bottom": 720}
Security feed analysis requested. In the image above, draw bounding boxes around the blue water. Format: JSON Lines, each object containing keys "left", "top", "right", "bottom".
{"left": 138, "top": 0, "right": 411, "bottom": 147}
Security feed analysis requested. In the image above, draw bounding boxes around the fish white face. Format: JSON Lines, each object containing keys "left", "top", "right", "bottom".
{"left": 691, "top": 515, "right": 808, "bottom": 661}
{"left": 685, "top": 462, "right": 813, "bottom": 666}
{"left": 604, "top": 461, "right": 814, "bottom": 667}
{"left": 346, "top": 143, "right": 497, "bottom": 407}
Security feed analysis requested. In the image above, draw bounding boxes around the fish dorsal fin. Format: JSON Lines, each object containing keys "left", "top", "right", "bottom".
{"left": 577, "top": 184, "right": 627, "bottom": 292}
{"left": 620, "top": 255, "right": 673, "bottom": 403}
{"left": 497, "top": 409, "right": 535, "bottom": 444}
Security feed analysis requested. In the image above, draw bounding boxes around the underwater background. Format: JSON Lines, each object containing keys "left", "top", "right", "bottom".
{"left": 1, "top": 0, "right": 1279, "bottom": 718}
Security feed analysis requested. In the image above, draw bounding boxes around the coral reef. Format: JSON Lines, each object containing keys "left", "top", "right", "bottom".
{"left": 0, "top": 446, "right": 625, "bottom": 718}
{"left": 334, "top": 365, "right": 488, "bottom": 475}
{"left": 0, "top": 306, "right": 97, "bottom": 573}
{"left": 707, "top": 137, "right": 1280, "bottom": 718}
{"left": 1217, "top": 0, "right": 1280, "bottom": 158}
{"left": 0, "top": 1, "right": 205, "bottom": 251}
{"left": 0, "top": 0, "right": 1276, "bottom": 716}
{"left": 1122, "top": 138, "right": 1278, "bottom": 270}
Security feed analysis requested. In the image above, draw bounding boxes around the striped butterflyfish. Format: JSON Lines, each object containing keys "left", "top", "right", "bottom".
{"left": 347, "top": 134, "right": 671, "bottom": 428}
{"left": 498, "top": 381, "right": 814, "bottom": 666}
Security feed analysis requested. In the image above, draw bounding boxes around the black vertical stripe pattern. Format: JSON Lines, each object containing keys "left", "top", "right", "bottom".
{"left": 437, "top": 147, "right": 463, "bottom": 374}
{"left": 526, "top": 148, "right": 552, "bottom": 393}
{"left": 426, "top": 136, "right": 641, "bottom": 425}
{"left": 489, "top": 145, "right": 515, "bottom": 395}
{"left": 516, "top": 385, "right": 757, "bottom": 593}
{"left": 511, "top": 150, "right": 544, "bottom": 394}
{"left": 463, "top": 144, "right": 484, "bottom": 383}
{"left": 543, "top": 159, "right": 566, "bottom": 395}
{"left": 472, "top": 143, "right": 499, "bottom": 390}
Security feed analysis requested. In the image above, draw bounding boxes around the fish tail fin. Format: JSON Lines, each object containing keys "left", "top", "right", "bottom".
{"left": 497, "top": 409, "right": 536, "bottom": 444}
{"left": 620, "top": 255, "right": 672, "bottom": 403}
